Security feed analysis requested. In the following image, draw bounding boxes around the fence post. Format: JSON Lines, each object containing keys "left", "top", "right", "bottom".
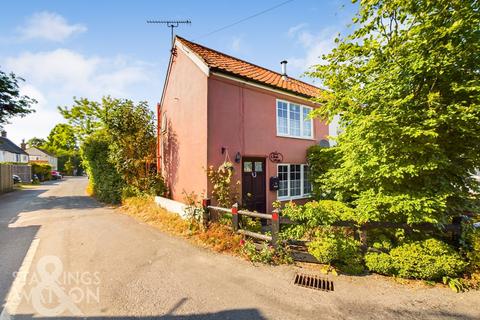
{"left": 271, "top": 208, "right": 281, "bottom": 248}
{"left": 232, "top": 203, "right": 239, "bottom": 231}
{"left": 201, "top": 198, "right": 211, "bottom": 229}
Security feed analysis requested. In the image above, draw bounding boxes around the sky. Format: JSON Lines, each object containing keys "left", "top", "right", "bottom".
{"left": 0, "top": 0, "right": 357, "bottom": 145}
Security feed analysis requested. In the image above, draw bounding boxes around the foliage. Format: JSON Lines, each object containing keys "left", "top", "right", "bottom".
{"left": 206, "top": 161, "right": 240, "bottom": 208}
{"left": 241, "top": 239, "right": 293, "bottom": 265}
{"left": 100, "top": 97, "right": 161, "bottom": 196}
{"left": 61, "top": 97, "right": 165, "bottom": 201}
{"left": 309, "top": 0, "right": 480, "bottom": 224}
{"left": 281, "top": 200, "right": 356, "bottom": 239}
{"left": 442, "top": 276, "right": 467, "bottom": 293}
{"left": 26, "top": 137, "right": 46, "bottom": 148}
{"left": 306, "top": 145, "right": 338, "bottom": 199}
{"left": 365, "top": 239, "right": 467, "bottom": 280}
{"left": 31, "top": 163, "right": 52, "bottom": 181}
{"left": 81, "top": 131, "right": 123, "bottom": 204}
{"left": 307, "top": 228, "right": 364, "bottom": 274}
{"left": 58, "top": 98, "right": 104, "bottom": 141}
{"left": 0, "top": 69, "right": 36, "bottom": 126}
{"left": 42, "top": 123, "right": 82, "bottom": 175}
{"left": 44, "top": 124, "right": 77, "bottom": 152}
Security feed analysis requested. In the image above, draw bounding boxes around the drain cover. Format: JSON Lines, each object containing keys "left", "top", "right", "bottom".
{"left": 293, "top": 273, "right": 334, "bottom": 291}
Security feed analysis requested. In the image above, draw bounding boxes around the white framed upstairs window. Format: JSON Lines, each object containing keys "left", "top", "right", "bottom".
{"left": 277, "top": 164, "right": 312, "bottom": 200}
{"left": 276, "top": 99, "right": 313, "bottom": 139}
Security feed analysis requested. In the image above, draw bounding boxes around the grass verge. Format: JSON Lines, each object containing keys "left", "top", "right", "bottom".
{"left": 120, "top": 196, "right": 244, "bottom": 255}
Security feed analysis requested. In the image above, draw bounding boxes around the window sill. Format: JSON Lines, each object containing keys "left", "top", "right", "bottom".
{"left": 276, "top": 134, "right": 315, "bottom": 141}
{"left": 277, "top": 195, "right": 312, "bottom": 202}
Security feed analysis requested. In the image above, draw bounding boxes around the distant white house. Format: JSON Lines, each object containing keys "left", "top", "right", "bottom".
{"left": 0, "top": 131, "right": 29, "bottom": 163}
{"left": 26, "top": 146, "right": 58, "bottom": 170}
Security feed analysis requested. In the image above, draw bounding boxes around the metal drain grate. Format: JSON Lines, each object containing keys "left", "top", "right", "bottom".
{"left": 293, "top": 273, "right": 334, "bottom": 291}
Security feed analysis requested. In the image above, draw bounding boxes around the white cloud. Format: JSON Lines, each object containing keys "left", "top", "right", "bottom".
{"left": 2, "top": 49, "right": 161, "bottom": 144}
{"left": 230, "top": 35, "right": 250, "bottom": 54}
{"left": 287, "top": 26, "right": 338, "bottom": 74}
{"left": 18, "top": 11, "right": 87, "bottom": 42}
{"left": 231, "top": 37, "right": 242, "bottom": 53}
{"left": 287, "top": 23, "right": 307, "bottom": 37}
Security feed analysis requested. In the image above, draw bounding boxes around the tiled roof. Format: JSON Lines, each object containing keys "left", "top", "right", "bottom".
{"left": 0, "top": 137, "right": 28, "bottom": 155}
{"left": 177, "top": 36, "right": 321, "bottom": 98}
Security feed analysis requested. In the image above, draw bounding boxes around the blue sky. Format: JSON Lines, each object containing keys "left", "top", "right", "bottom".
{"left": 1, "top": 0, "right": 357, "bottom": 144}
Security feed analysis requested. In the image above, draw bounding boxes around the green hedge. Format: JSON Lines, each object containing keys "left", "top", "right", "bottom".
{"left": 81, "top": 132, "right": 124, "bottom": 204}
{"left": 31, "top": 163, "right": 52, "bottom": 181}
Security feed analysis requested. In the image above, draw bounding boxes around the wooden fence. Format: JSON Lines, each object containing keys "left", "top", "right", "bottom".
{"left": 203, "top": 199, "right": 464, "bottom": 252}
{"left": 0, "top": 164, "right": 13, "bottom": 193}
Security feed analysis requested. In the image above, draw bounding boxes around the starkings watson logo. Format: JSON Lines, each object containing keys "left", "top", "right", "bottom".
{"left": 10, "top": 255, "right": 101, "bottom": 316}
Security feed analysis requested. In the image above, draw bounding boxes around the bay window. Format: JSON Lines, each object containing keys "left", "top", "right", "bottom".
{"left": 277, "top": 164, "right": 312, "bottom": 200}
{"left": 276, "top": 100, "right": 313, "bottom": 139}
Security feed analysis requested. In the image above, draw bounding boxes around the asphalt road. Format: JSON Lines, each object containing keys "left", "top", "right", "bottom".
{"left": 0, "top": 177, "right": 479, "bottom": 320}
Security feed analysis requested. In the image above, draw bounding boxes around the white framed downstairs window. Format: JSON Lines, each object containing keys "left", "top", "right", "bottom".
{"left": 277, "top": 164, "right": 312, "bottom": 200}
{"left": 276, "top": 99, "right": 313, "bottom": 139}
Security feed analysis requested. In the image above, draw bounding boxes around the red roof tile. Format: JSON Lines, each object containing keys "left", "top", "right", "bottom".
{"left": 177, "top": 36, "right": 321, "bottom": 98}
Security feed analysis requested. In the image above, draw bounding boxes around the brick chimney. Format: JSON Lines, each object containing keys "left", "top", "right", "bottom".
{"left": 1, "top": 130, "right": 6, "bottom": 138}
{"left": 21, "top": 139, "right": 26, "bottom": 150}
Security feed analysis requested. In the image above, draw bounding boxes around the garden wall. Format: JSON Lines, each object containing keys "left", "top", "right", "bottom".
{"left": 154, "top": 196, "right": 188, "bottom": 219}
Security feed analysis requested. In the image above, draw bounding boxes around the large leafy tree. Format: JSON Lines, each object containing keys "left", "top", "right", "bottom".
{"left": 26, "top": 137, "right": 46, "bottom": 148}
{"left": 310, "top": 0, "right": 480, "bottom": 224}
{"left": 44, "top": 123, "right": 78, "bottom": 153}
{"left": 58, "top": 98, "right": 104, "bottom": 141}
{"left": 0, "top": 69, "right": 36, "bottom": 126}
{"left": 43, "top": 123, "right": 81, "bottom": 175}
{"left": 62, "top": 96, "right": 162, "bottom": 201}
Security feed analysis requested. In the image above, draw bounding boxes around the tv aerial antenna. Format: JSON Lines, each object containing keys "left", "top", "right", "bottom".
{"left": 147, "top": 20, "right": 191, "bottom": 53}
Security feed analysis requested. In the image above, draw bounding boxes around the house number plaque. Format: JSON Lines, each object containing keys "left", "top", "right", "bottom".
{"left": 269, "top": 151, "right": 283, "bottom": 163}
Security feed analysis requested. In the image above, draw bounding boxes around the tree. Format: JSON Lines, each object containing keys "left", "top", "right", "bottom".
{"left": 100, "top": 97, "right": 160, "bottom": 195}
{"left": 63, "top": 97, "right": 164, "bottom": 202}
{"left": 310, "top": 0, "right": 480, "bottom": 224}
{"left": 58, "top": 98, "right": 104, "bottom": 141}
{"left": 44, "top": 123, "right": 78, "bottom": 153}
{"left": 26, "top": 137, "right": 46, "bottom": 148}
{"left": 43, "top": 123, "right": 81, "bottom": 175}
{"left": 0, "top": 69, "right": 36, "bottom": 126}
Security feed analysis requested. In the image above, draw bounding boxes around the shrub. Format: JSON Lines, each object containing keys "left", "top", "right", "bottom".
{"left": 206, "top": 161, "right": 240, "bottom": 208}
{"left": 31, "top": 163, "right": 52, "bottom": 181}
{"left": 365, "top": 239, "right": 467, "bottom": 280}
{"left": 306, "top": 145, "right": 337, "bottom": 199}
{"left": 241, "top": 239, "right": 293, "bottom": 265}
{"left": 81, "top": 131, "right": 124, "bottom": 204}
{"left": 307, "top": 228, "right": 364, "bottom": 274}
{"left": 281, "top": 200, "right": 356, "bottom": 240}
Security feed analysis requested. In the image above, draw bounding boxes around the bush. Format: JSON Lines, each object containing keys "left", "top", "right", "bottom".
{"left": 81, "top": 132, "right": 124, "bottom": 204}
{"left": 307, "top": 228, "right": 364, "bottom": 274}
{"left": 365, "top": 239, "right": 467, "bottom": 280}
{"left": 306, "top": 145, "right": 337, "bottom": 199}
{"left": 281, "top": 200, "right": 356, "bottom": 240}
{"left": 241, "top": 239, "right": 293, "bottom": 265}
{"left": 31, "top": 163, "right": 52, "bottom": 181}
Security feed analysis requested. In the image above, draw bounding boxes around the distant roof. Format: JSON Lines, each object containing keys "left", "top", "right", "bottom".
{"left": 176, "top": 36, "right": 322, "bottom": 98}
{"left": 0, "top": 137, "right": 28, "bottom": 155}
{"left": 26, "top": 146, "right": 56, "bottom": 158}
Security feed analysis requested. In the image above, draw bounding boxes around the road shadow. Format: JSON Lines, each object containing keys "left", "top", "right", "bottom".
{"left": 0, "top": 188, "right": 45, "bottom": 312}
{"left": 9, "top": 308, "right": 266, "bottom": 320}
{"left": 24, "top": 195, "right": 104, "bottom": 211}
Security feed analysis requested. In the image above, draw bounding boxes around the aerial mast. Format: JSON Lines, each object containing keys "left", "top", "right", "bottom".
{"left": 146, "top": 20, "right": 191, "bottom": 53}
